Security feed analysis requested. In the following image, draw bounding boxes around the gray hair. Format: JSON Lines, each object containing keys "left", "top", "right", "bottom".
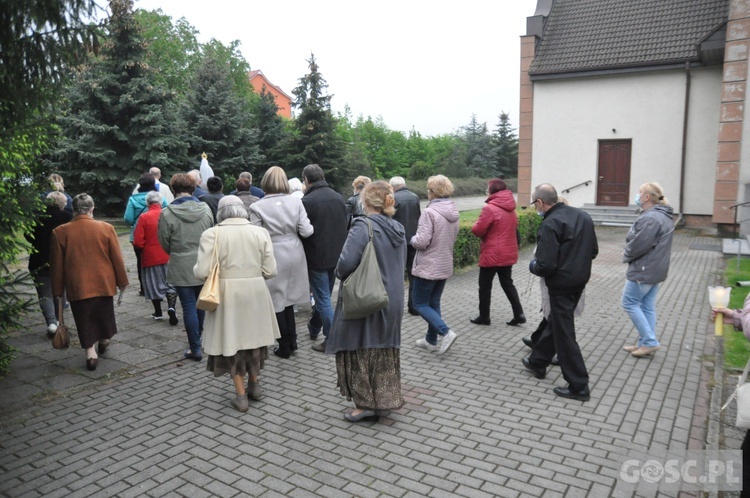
{"left": 389, "top": 176, "right": 406, "bottom": 188}
{"left": 216, "top": 195, "right": 248, "bottom": 223}
{"left": 72, "top": 193, "right": 94, "bottom": 215}
{"left": 532, "top": 183, "right": 558, "bottom": 206}
{"left": 46, "top": 191, "right": 67, "bottom": 210}
{"left": 146, "top": 191, "right": 163, "bottom": 205}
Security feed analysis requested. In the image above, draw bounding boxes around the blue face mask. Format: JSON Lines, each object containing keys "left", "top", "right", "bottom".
{"left": 537, "top": 210, "right": 545, "bottom": 217}
{"left": 634, "top": 194, "right": 642, "bottom": 207}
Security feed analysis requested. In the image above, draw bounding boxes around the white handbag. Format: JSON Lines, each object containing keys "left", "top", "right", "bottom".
{"left": 723, "top": 358, "right": 750, "bottom": 429}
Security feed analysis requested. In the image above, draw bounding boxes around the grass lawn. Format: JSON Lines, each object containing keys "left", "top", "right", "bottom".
{"left": 723, "top": 257, "right": 750, "bottom": 370}
{"left": 459, "top": 209, "right": 481, "bottom": 224}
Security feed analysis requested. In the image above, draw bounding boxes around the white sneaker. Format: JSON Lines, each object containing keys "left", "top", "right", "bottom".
{"left": 47, "top": 322, "right": 58, "bottom": 335}
{"left": 439, "top": 330, "right": 458, "bottom": 355}
{"left": 415, "top": 338, "right": 438, "bottom": 352}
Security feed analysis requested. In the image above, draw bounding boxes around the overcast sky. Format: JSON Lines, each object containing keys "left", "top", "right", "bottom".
{"left": 134, "top": 0, "right": 539, "bottom": 137}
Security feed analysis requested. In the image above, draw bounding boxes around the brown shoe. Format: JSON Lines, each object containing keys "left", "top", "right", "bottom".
{"left": 98, "top": 339, "right": 110, "bottom": 355}
{"left": 622, "top": 344, "right": 639, "bottom": 352}
{"left": 631, "top": 345, "right": 661, "bottom": 357}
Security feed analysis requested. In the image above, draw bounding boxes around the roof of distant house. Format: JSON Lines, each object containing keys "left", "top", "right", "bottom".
{"left": 248, "top": 69, "right": 292, "bottom": 101}
{"left": 529, "top": 0, "right": 729, "bottom": 76}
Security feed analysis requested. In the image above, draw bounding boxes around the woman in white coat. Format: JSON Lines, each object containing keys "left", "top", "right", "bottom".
{"left": 250, "top": 166, "right": 314, "bottom": 358}
{"left": 194, "top": 195, "right": 280, "bottom": 413}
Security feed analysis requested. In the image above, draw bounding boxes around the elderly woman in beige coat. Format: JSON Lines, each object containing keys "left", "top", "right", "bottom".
{"left": 194, "top": 195, "right": 280, "bottom": 413}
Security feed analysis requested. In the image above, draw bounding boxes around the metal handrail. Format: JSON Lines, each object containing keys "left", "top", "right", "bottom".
{"left": 728, "top": 201, "right": 750, "bottom": 239}
{"left": 561, "top": 180, "right": 592, "bottom": 194}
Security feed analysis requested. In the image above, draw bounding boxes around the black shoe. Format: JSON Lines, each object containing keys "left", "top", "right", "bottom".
{"left": 86, "top": 358, "right": 98, "bottom": 371}
{"left": 553, "top": 386, "right": 590, "bottom": 401}
{"left": 273, "top": 347, "right": 291, "bottom": 359}
{"left": 97, "top": 339, "right": 110, "bottom": 355}
{"left": 522, "top": 336, "right": 534, "bottom": 348}
{"left": 506, "top": 315, "right": 527, "bottom": 326}
{"left": 551, "top": 354, "right": 560, "bottom": 366}
{"left": 290, "top": 342, "right": 298, "bottom": 352}
{"left": 522, "top": 356, "right": 546, "bottom": 379}
{"left": 470, "top": 316, "right": 491, "bottom": 325}
{"left": 308, "top": 322, "right": 320, "bottom": 340}
{"left": 184, "top": 349, "right": 202, "bottom": 362}
{"left": 408, "top": 308, "right": 420, "bottom": 316}
{"left": 168, "top": 308, "right": 179, "bottom": 326}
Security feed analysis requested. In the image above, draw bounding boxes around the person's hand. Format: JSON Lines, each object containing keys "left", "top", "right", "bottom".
{"left": 711, "top": 307, "right": 734, "bottom": 323}
{"left": 118, "top": 285, "right": 128, "bottom": 293}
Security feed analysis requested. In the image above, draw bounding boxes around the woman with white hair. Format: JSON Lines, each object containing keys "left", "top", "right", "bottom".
{"left": 50, "top": 194, "right": 129, "bottom": 371}
{"left": 194, "top": 195, "right": 280, "bottom": 413}
{"left": 133, "top": 191, "right": 178, "bottom": 324}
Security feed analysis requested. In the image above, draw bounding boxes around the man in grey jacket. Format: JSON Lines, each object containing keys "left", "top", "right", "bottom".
{"left": 621, "top": 182, "right": 674, "bottom": 358}
{"left": 390, "top": 176, "right": 421, "bottom": 315}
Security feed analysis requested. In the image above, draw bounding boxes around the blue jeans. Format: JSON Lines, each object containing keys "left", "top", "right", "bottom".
{"left": 309, "top": 269, "right": 335, "bottom": 338}
{"left": 175, "top": 285, "right": 205, "bottom": 354}
{"left": 621, "top": 280, "right": 660, "bottom": 348}
{"left": 412, "top": 277, "right": 450, "bottom": 345}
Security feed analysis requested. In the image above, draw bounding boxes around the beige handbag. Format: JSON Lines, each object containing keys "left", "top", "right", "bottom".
{"left": 197, "top": 228, "right": 220, "bottom": 312}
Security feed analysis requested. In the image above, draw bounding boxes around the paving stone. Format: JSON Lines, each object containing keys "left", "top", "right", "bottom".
{"left": 0, "top": 227, "right": 729, "bottom": 497}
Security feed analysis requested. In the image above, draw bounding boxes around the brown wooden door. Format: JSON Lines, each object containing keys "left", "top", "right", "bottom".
{"left": 597, "top": 139, "right": 631, "bottom": 206}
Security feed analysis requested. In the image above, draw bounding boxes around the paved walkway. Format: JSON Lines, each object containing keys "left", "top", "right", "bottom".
{"left": 0, "top": 224, "right": 735, "bottom": 497}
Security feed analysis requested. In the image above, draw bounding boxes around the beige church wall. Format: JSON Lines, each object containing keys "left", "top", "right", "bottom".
{"left": 531, "top": 68, "right": 720, "bottom": 215}
{"left": 683, "top": 67, "right": 723, "bottom": 216}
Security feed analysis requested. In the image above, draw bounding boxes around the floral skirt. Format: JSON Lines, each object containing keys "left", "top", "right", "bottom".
{"left": 335, "top": 348, "right": 404, "bottom": 411}
{"left": 206, "top": 347, "right": 268, "bottom": 378}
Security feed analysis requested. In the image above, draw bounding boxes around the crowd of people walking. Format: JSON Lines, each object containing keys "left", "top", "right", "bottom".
{"left": 28, "top": 168, "right": 678, "bottom": 417}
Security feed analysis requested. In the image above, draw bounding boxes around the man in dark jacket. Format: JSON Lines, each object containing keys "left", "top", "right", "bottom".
{"left": 523, "top": 183, "right": 598, "bottom": 401}
{"left": 390, "top": 176, "right": 421, "bottom": 315}
{"left": 301, "top": 164, "right": 348, "bottom": 351}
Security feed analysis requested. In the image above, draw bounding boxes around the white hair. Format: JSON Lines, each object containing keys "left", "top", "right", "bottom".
{"left": 146, "top": 191, "right": 162, "bottom": 205}
{"left": 389, "top": 176, "right": 406, "bottom": 188}
{"left": 216, "top": 195, "right": 248, "bottom": 222}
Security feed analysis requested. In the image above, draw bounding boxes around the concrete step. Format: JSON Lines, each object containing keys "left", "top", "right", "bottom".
{"left": 581, "top": 204, "right": 639, "bottom": 226}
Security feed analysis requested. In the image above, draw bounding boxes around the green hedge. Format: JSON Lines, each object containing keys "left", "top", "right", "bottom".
{"left": 452, "top": 207, "right": 541, "bottom": 269}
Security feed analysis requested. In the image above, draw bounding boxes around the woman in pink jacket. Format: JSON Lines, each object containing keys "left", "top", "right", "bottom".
{"left": 411, "top": 175, "right": 460, "bottom": 355}
{"left": 470, "top": 179, "right": 525, "bottom": 326}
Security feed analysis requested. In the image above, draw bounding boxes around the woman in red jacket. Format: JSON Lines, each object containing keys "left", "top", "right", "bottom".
{"left": 470, "top": 179, "right": 525, "bottom": 326}
{"left": 133, "top": 191, "right": 178, "bottom": 324}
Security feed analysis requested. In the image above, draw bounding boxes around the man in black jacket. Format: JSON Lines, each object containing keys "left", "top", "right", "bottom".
{"left": 390, "top": 176, "right": 421, "bottom": 315}
{"left": 301, "top": 164, "right": 348, "bottom": 352}
{"left": 522, "top": 183, "right": 598, "bottom": 401}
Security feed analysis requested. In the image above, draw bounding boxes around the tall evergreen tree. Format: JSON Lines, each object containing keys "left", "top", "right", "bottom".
{"left": 0, "top": 0, "right": 103, "bottom": 376}
{"left": 492, "top": 112, "right": 519, "bottom": 178}
{"left": 462, "top": 114, "right": 496, "bottom": 177}
{"left": 283, "top": 54, "right": 345, "bottom": 187}
{"left": 253, "top": 89, "right": 288, "bottom": 170}
{"left": 49, "top": 0, "right": 186, "bottom": 214}
{"left": 181, "top": 52, "right": 261, "bottom": 177}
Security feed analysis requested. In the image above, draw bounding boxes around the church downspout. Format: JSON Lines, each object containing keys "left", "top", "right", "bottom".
{"left": 679, "top": 61, "right": 691, "bottom": 215}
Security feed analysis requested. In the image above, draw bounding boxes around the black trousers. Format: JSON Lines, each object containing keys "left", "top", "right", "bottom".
{"left": 529, "top": 289, "right": 589, "bottom": 392}
{"left": 477, "top": 266, "right": 524, "bottom": 319}
{"left": 132, "top": 243, "right": 143, "bottom": 293}
{"left": 275, "top": 306, "right": 297, "bottom": 352}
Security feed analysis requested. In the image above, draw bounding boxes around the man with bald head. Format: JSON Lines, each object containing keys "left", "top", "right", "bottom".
{"left": 522, "top": 183, "right": 598, "bottom": 401}
{"left": 132, "top": 167, "right": 174, "bottom": 203}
